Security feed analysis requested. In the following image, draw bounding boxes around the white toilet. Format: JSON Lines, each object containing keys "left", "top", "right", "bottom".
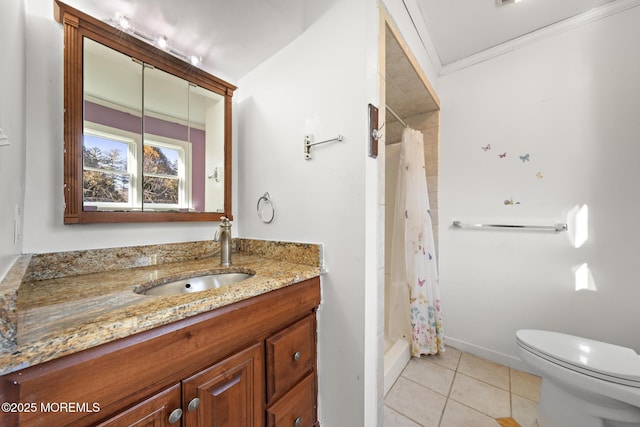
{"left": 516, "top": 329, "right": 640, "bottom": 427}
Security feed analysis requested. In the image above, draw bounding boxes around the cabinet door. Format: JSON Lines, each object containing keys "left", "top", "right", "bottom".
{"left": 183, "top": 343, "right": 264, "bottom": 427}
{"left": 96, "top": 384, "right": 182, "bottom": 427}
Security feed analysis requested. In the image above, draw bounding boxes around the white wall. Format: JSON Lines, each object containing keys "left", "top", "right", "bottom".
{"left": 21, "top": 0, "right": 236, "bottom": 254}
{"left": 0, "top": 0, "right": 26, "bottom": 278}
{"left": 236, "top": 0, "right": 379, "bottom": 424}
{"left": 439, "top": 6, "right": 640, "bottom": 367}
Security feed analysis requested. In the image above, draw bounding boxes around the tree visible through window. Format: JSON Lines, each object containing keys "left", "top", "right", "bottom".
{"left": 143, "top": 144, "right": 180, "bottom": 205}
{"left": 83, "top": 130, "right": 187, "bottom": 210}
{"left": 83, "top": 134, "right": 132, "bottom": 204}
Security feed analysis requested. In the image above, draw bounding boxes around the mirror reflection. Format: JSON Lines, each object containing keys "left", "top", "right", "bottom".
{"left": 82, "top": 39, "right": 225, "bottom": 213}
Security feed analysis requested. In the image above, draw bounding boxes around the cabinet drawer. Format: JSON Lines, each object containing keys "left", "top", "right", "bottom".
{"left": 266, "top": 374, "right": 315, "bottom": 427}
{"left": 266, "top": 315, "right": 315, "bottom": 403}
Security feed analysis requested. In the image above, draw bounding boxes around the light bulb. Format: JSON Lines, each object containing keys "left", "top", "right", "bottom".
{"left": 155, "top": 35, "right": 169, "bottom": 50}
{"left": 115, "top": 13, "right": 132, "bottom": 32}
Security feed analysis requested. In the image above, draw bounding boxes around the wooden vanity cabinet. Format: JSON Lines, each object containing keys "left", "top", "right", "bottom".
{"left": 0, "top": 277, "right": 320, "bottom": 427}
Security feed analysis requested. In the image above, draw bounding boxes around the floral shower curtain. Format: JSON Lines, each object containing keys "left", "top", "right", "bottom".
{"left": 388, "top": 127, "right": 444, "bottom": 356}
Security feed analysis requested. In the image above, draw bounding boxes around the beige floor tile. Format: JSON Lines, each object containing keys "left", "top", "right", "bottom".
{"left": 401, "top": 357, "right": 455, "bottom": 396}
{"left": 383, "top": 405, "right": 422, "bottom": 427}
{"left": 510, "top": 369, "right": 541, "bottom": 402}
{"left": 450, "top": 373, "right": 511, "bottom": 418}
{"left": 423, "top": 345, "right": 461, "bottom": 371}
{"left": 512, "top": 394, "right": 539, "bottom": 427}
{"left": 458, "top": 353, "right": 510, "bottom": 390}
{"left": 440, "top": 399, "right": 501, "bottom": 427}
{"left": 385, "top": 377, "right": 447, "bottom": 426}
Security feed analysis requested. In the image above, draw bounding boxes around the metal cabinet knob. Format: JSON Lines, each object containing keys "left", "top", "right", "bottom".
{"left": 294, "top": 417, "right": 302, "bottom": 427}
{"left": 188, "top": 397, "right": 201, "bottom": 412}
{"left": 293, "top": 351, "right": 301, "bottom": 362}
{"left": 168, "top": 408, "right": 183, "bottom": 424}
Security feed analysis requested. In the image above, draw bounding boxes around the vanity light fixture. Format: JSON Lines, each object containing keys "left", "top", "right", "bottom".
{"left": 105, "top": 12, "right": 205, "bottom": 69}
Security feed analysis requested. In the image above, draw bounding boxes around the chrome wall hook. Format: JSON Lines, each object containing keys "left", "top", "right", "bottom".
{"left": 304, "top": 134, "right": 343, "bottom": 160}
{"left": 372, "top": 122, "right": 385, "bottom": 141}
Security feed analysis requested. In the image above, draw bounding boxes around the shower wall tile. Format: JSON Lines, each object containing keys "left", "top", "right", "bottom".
{"left": 428, "top": 189, "right": 439, "bottom": 208}
{"left": 378, "top": 140, "right": 386, "bottom": 203}
{"left": 377, "top": 204, "right": 386, "bottom": 269}
{"left": 430, "top": 208, "right": 439, "bottom": 225}
{"left": 427, "top": 176, "right": 439, "bottom": 196}
{"left": 377, "top": 266, "right": 385, "bottom": 337}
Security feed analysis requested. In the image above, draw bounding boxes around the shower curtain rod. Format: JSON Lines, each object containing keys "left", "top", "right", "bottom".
{"left": 386, "top": 106, "right": 408, "bottom": 128}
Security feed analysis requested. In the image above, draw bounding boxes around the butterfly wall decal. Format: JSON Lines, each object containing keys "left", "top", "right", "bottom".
{"left": 498, "top": 152, "right": 507, "bottom": 158}
{"left": 481, "top": 144, "right": 491, "bottom": 151}
{"left": 519, "top": 154, "right": 530, "bottom": 162}
{"left": 536, "top": 172, "right": 543, "bottom": 179}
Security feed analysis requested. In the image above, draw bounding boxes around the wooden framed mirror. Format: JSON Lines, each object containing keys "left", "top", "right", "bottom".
{"left": 55, "top": 1, "right": 235, "bottom": 224}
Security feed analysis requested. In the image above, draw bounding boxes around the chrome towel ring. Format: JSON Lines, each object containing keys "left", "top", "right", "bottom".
{"left": 257, "top": 192, "right": 275, "bottom": 223}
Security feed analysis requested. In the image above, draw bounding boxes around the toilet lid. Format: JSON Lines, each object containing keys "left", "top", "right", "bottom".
{"left": 516, "top": 329, "right": 640, "bottom": 387}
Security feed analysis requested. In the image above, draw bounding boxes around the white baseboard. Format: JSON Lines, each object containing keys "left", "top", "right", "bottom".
{"left": 445, "top": 336, "right": 536, "bottom": 375}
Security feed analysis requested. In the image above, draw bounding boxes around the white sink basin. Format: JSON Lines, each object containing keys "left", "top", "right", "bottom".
{"left": 137, "top": 272, "right": 254, "bottom": 296}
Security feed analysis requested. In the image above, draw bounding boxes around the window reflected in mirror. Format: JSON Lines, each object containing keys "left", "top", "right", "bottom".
{"left": 82, "top": 39, "right": 225, "bottom": 214}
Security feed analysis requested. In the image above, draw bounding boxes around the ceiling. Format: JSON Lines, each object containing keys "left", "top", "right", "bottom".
{"left": 414, "top": 0, "right": 617, "bottom": 65}
{"left": 62, "top": 0, "right": 338, "bottom": 83}
{"left": 62, "top": 0, "right": 619, "bottom": 81}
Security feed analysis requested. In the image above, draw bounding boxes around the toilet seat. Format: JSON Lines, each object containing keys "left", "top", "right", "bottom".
{"left": 516, "top": 329, "right": 640, "bottom": 388}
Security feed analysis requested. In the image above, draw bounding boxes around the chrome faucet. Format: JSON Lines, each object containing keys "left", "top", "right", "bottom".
{"left": 214, "top": 217, "right": 232, "bottom": 266}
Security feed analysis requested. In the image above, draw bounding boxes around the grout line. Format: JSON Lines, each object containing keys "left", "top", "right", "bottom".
{"left": 509, "top": 368, "right": 514, "bottom": 418}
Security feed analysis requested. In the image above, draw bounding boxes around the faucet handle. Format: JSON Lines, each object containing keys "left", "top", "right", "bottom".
{"left": 220, "top": 216, "right": 231, "bottom": 226}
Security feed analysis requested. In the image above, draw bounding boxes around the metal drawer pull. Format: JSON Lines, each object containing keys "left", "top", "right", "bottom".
{"left": 293, "top": 351, "right": 301, "bottom": 361}
{"left": 188, "top": 397, "right": 200, "bottom": 412}
{"left": 168, "top": 408, "right": 183, "bottom": 424}
{"left": 294, "top": 417, "right": 302, "bottom": 427}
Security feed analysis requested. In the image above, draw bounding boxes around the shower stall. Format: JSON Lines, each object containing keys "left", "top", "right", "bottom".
{"left": 382, "top": 18, "right": 441, "bottom": 395}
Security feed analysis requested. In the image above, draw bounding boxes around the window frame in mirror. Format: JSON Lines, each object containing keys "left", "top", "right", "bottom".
{"left": 55, "top": 0, "right": 235, "bottom": 224}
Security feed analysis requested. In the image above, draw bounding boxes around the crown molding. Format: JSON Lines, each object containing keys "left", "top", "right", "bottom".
{"left": 440, "top": 0, "right": 640, "bottom": 76}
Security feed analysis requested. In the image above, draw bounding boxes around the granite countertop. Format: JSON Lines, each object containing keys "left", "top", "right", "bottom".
{"left": 0, "top": 239, "right": 322, "bottom": 376}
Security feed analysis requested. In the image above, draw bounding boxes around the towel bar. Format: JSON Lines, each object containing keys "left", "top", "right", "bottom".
{"left": 452, "top": 221, "right": 567, "bottom": 232}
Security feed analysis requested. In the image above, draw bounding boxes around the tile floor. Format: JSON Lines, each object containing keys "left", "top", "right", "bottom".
{"left": 384, "top": 346, "right": 542, "bottom": 427}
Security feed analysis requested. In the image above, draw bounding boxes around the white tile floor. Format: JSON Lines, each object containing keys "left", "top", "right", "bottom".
{"left": 384, "top": 347, "right": 542, "bottom": 427}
